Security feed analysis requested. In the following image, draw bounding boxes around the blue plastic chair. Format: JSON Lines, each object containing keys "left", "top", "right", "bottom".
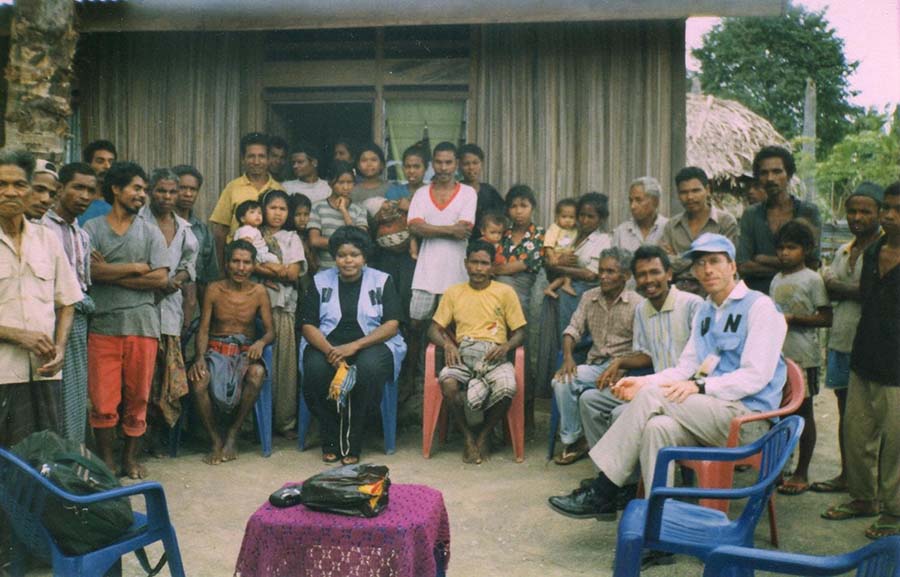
{"left": 0, "top": 447, "right": 185, "bottom": 577}
{"left": 612, "top": 415, "right": 804, "bottom": 577}
{"left": 170, "top": 342, "right": 274, "bottom": 458}
{"left": 297, "top": 377, "right": 399, "bottom": 455}
{"left": 703, "top": 537, "right": 900, "bottom": 577}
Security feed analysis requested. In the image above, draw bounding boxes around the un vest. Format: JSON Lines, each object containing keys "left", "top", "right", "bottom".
{"left": 693, "top": 289, "right": 786, "bottom": 413}
{"left": 299, "top": 267, "right": 406, "bottom": 383}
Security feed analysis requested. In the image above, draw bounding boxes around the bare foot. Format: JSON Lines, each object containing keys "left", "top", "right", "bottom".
{"left": 475, "top": 434, "right": 490, "bottom": 462}
{"left": 203, "top": 441, "right": 224, "bottom": 465}
{"left": 122, "top": 460, "right": 148, "bottom": 479}
{"left": 341, "top": 455, "right": 359, "bottom": 465}
{"left": 463, "top": 437, "right": 479, "bottom": 464}
{"left": 280, "top": 429, "right": 298, "bottom": 440}
{"left": 543, "top": 287, "right": 559, "bottom": 299}
{"left": 222, "top": 436, "right": 239, "bottom": 462}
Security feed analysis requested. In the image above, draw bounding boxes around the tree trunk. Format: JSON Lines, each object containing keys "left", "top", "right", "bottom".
{"left": 4, "top": 0, "right": 77, "bottom": 161}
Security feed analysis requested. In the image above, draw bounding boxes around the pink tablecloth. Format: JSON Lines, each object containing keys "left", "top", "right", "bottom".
{"left": 234, "top": 483, "right": 450, "bottom": 577}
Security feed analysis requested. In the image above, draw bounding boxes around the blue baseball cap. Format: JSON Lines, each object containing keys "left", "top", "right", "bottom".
{"left": 682, "top": 233, "right": 736, "bottom": 262}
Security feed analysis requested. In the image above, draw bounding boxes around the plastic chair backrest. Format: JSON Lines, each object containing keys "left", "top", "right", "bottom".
{"left": 781, "top": 358, "right": 805, "bottom": 414}
{"left": 703, "top": 537, "right": 900, "bottom": 577}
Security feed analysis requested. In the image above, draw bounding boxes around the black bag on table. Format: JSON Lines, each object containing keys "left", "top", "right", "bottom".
{"left": 298, "top": 464, "right": 390, "bottom": 517}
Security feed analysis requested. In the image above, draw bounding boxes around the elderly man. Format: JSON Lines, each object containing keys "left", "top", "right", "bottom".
{"left": 737, "top": 146, "right": 821, "bottom": 294}
{"left": 24, "top": 159, "right": 59, "bottom": 222}
{"left": 40, "top": 162, "right": 97, "bottom": 443}
{"left": 188, "top": 240, "right": 273, "bottom": 465}
{"left": 140, "top": 168, "right": 198, "bottom": 449}
{"left": 551, "top": 247, "right": 640, "bottom": 465}
{"left": 0, "top": 150, "right": 81, "bottom": 447}
{"left": 612, "top": 177, "right": 669, "bottom": 252}
{"left": 661, "top": 167, "right": 738, "bottom": 294}
{"left": 427, "top": 239, "right": 526, "bottom": 464}
{"left": 85, "top": 161, "right": 170, "bottom": 478}
{"left": 549, "top": 234, "right": 786, "bottom": 523}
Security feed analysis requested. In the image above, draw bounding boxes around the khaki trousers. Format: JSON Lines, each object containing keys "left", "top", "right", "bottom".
{"left": 589, "top": 384, "right": 768, "bottom": 490}
{"left": 844, "top": 371, "right": 900, "bottom": 515}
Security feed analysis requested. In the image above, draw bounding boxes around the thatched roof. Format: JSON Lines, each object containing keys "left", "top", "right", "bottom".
{"left": 687, "top": 93, "right": 789, "bottom": 184}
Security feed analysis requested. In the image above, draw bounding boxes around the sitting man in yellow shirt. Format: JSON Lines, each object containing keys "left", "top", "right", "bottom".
{"left": 427, "top": 239, "right": 527, "bottom": 464}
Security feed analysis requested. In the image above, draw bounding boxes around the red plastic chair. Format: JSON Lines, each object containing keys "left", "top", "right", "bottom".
{"left": 422, "top": 338, "right": 526, "bottom": 463}
{"left": 678, "top": 357, "right": 805, "bottom": 547}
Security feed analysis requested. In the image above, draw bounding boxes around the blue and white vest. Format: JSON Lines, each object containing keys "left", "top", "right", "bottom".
{"left": 693, "top": 289, "right": 786, "bottom": 413}
{"left": 299, "top": 266, "right": 406, "bottom": 383}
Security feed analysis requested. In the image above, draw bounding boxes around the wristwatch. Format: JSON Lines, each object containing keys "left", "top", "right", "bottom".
{"left": 692, "top": 377, "right": 706, "bottom": 395}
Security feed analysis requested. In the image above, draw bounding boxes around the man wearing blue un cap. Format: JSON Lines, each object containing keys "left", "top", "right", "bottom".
{"left": 549, "top": 233, "right": 788, "bottom": 536}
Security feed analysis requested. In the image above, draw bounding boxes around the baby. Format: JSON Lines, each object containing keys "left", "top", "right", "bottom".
{"left": 479, "top": 212, "right": 507, "bottom": 265}
{"left": 234, "top": 199, "right": 279, "bottom": 264}
{"left": 543, "top": 198, "right": 579, "bottom": 298}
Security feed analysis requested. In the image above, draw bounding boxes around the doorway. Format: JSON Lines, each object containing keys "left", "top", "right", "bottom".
{"left": 268, "top": 101, "right": 374, "bottom": 176}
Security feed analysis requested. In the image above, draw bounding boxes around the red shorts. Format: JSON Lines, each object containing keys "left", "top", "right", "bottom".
{"left": 87, "top": 333, "right": 158, "bottom": 437}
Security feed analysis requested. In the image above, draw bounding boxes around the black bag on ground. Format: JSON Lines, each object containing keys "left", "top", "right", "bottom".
{"left": 299, "top": 464, "right": 390, "bottom": 517}
{"left": 11, "top": 431, "right": 134, "bottom": 556}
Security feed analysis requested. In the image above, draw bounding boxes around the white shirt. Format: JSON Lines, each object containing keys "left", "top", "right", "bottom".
{"left": 282, "top": 179, "right": 332, "bottom": 204}
{"left": 0, "top": 220, "right": 82, "bottom": 384}
{"left": 639, "top": 281, "right": 787, "bottom": 402}
{"left": 612, "top": 215, "right": 669, "bottom": 252}
{"left": 632, "top": 286, "right": 703, "bottom": 371}
{"left": 408, "top": 182, "right": 477, "bottom": 294}
{"left": 573, "top": 230, "right": 612, "bottom": 273}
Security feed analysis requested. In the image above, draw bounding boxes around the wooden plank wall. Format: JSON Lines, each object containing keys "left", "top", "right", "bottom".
{"left": 75, "top": 32, "right": 262, "bottom": 220}
{"left": 476, "top": 21, "right": 686, "bottom": 229}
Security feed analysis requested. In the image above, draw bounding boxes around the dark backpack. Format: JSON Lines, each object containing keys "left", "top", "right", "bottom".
{"left": 11, "top": 431, "right": 134, "bottom": 556}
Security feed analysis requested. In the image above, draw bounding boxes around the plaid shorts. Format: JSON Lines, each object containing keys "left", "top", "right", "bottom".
{"left": 409, "top": 289, "right": 440, "bottom": 321}
{"left": 439, "top": 338, "right": 517, "bottom": 410}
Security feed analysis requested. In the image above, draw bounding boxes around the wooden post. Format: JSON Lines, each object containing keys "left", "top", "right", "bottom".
{"left": 801, "top": 77, "right": 817, "bottom": 203}
{"left": 3, "top": 0, "right": 77, "bottom": 160}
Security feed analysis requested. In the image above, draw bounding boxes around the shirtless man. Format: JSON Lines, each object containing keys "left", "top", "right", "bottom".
{"left": 187, "top": 239, "right": 274, "bottom": 464}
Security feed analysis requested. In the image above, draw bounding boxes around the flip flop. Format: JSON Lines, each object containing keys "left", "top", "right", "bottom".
{"left": 554, "top": 439, "right": 588, "bottom": 466}
{"left": 810, "top": 479, "right": 848, "bottom": 493}
{"left": 777, "top": 480, "right": 810, "bottom": 496}
{"left": 865, "top": 517, "right": 900, "bottom": 540}
{"left": 822, "top": 502, "right": 880, "bottom": 521}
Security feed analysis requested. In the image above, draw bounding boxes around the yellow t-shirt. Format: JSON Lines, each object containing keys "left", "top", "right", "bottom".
{"left": 432, "top": 281, "right": 527, "bottom": 345}
{"left": 208, "top": 174, "right": 285, "bottom": 234}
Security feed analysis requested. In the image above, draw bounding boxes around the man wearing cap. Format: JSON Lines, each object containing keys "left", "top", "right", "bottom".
{"left": 548, "top": 233, "right": 787, "bottom": 523}
{"left": 24, "top": 159, "right": 59, "bottom": 222}
{"left": 737, "top": 146, "right": 821, "bottom": 294}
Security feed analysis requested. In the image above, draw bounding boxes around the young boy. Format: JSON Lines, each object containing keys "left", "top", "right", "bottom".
{"left": 543, "top": 198, "right": 579, "bottom": 298}
{"left": 770, "top": 219, "right": 832, "bottom": 495}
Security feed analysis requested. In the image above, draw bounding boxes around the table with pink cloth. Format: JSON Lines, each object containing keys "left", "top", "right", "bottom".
{"left": 234, "top": 483, "right": 450, "bottom": 577}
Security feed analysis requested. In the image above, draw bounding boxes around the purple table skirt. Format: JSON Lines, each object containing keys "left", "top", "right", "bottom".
{"left": 234, "top": 483, "right": 450, "bottom": 577}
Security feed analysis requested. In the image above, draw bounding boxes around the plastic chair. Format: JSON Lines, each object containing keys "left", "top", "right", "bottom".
{"left": 297, "top": 377, "right": 400, "bottom": 455}
{"left": 612, "top": 415, "right": 804, "bottom": 577}
{"left": 170, "top": 342, "right": 274, "bottom": 458}
{"left": 0, "top": 447, "right": 185, "bottom": 577}
{"left": 422, "top": 342, "right": 526, "bottom": 462}
{"left": 679, "top": 357, "right": 805, "bottom": 546}
{"left": 703, "top": 537, "right": 900, "bottom": 577}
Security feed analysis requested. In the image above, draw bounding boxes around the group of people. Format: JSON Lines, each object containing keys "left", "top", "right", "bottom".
{"left": 0, "top": 131, "right": 897, "bottom": 542}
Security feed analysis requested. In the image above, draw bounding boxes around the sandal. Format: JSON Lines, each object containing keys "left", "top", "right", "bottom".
{"left": 810, "top": 478, "right": 848, "bottom": 493}
{"left": 777, "top": 480, "right": 810, "bottom": 496}
{"left": 822, "top": 501, "right": 880, "bottom": 521}
{"left": 322, "top": 453, "right": 339, "bottom": 463}
{"left": 865, "top": 516, "right": 900, "bottom": 540}
{"left": 341, "top": 455, "right": 360, "bottom": 465}
{"left": 554, "top": 438, "right": 588, "bottom": 466}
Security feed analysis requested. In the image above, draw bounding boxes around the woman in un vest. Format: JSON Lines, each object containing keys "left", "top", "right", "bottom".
{"left": 298, "top": 226, "right": 406, "bottom": 464}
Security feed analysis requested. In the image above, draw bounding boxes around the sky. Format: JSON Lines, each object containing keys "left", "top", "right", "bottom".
{"left": 686, "top": 0, "right": 900, "bottom": 111}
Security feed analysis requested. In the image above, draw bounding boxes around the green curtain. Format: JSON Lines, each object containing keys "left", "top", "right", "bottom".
{"left": 385, "top": 99, "right": 466, "bottom": 163}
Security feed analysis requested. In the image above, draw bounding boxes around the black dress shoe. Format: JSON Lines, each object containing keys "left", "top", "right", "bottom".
{"left": 548, "top": 486, "right": 617, "bottom": 521}
{"left": 616, "top": 483, "right": 639, "bottom": 510}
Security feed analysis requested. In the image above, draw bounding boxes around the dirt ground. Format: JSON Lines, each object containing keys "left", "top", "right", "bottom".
{"left": 28, "top": 394, "right": 873, "bottom": 577}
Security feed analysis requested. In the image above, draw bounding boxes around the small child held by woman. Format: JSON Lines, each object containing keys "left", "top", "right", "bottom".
{"left": 543, "top": 198, "right": 579, "bottom": 298}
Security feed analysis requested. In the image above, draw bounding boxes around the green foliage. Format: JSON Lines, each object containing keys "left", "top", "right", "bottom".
{"left": 814, "top": 108, "right": 900, "bottom": 215}
{"left": 693, "top": 3, "right": 860, "bottom": 152}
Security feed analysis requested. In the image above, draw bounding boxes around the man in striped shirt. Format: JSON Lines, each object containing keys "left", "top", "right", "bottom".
{"left": 579, "top": 245, "right": 702, "bottom": 451}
